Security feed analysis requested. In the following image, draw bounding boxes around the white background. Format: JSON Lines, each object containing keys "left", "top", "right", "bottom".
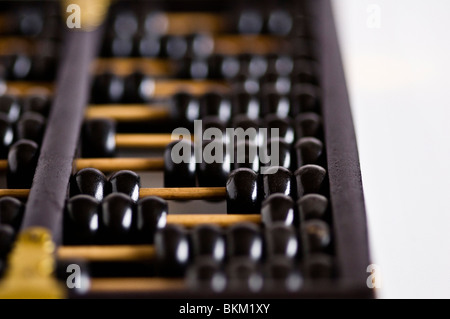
{"left": 332, "top": 0, "right": 450, "bottom": 298}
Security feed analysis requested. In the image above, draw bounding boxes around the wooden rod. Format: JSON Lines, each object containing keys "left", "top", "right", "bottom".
{"left": 115, "top": 133, "right": 174, "bottom": 148}
{"left": 166, "top": 214, "right": 260, "bottom": 228}
{"left": 152, "top": 80, "right": 228, "bottom": 98}
{"left": 139, "top": 187, "right": 227, "bottom": 200}
{"left": 163, "top": 13, "right": 224, "bottom": 35}
{"left": 214, "top": 35, "right": 288, "bottom": 55}
{"left": 5, "top": 82, "right": 54, "bottom": 96}
{"left": 0, "top": 189, "right": 30, "bottom": 198}
{"left": 93, "top": 58, "right": 173, "bottom": 76}
{"left": 90, "top": 278, "right": 185, "bottom": 293}
{"left": 75, "top": 158, "right": 165, "bottom": 171}
{"left": 85, "top": 104, "right": 170, "bottom": 121}
{"left": 58, "top": 245, "right": 155, "bottom": 262}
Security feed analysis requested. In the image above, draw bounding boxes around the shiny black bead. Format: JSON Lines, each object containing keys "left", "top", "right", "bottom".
{"left": 136, "top": 196, "right": 168, "bottom": 244}
{"left": 267, "top": 10, "right": 293, "bottom": 36}
{"left": 263, "top": 258, "right": 303, "bottom": 292}
{"left": 123, "top": 71, "right": 153, "bottom": 103}
{"left": 265, "top": 224, "right": 299, "bottom": 259}
{"left": 294, "top": 113, "right": 322, "bottom": 139}
{"left": 260, "top": 75, "right": 291, "bottom": 95}
{"left": 0, "top": 114, "right": 14, "bottom": 159}
{"left": 143, "top": 11, "right": 169, "bottom": 35}
{"left": 91, "top": 72, "right": 125, "bottom": 104}
{"left": 160, "top": 35, "right": 188, "bottom": 60}
{"left": 295, "top": 165, "right": 327, "bottom": 198}
{"left": 100, "top": 193, "right": 135, "bottom": 244}
{"left": 102, "top": 34, "right": 133, "bottom": 57}
{"left": 82, "top": 118, "right": 116, "bottom": 158}
{"left": 261, "top": 194, "right": 295, "bottom": 227}
{"left": 295, "top": 137, "right": 323, "bottom": 167}
{"left": 164, "top": 140, "right": 196, "bottom": 187}
{"left": 15, "top": 111, "right": 46, "bottom": 144}
{"left": 232, "top": 91, "right": 260, "bottom": 120}
{"left": 197, "top": 140, "right": 230, "bottom": 187}
{"left": 64, "top": 195, "right": 100, "bottom": 245}
{"left": 0, "top": 196, "right": 24, "bottom": 231}
{"left": 113, "top": 11, "right": 138, "bottom": 38}
{"left": 202, "top": 116, "right": 227, "bottom": 142}
{"left": 264, "top": 114, "right": 295, "bottom": 144}
{"left": 237, "top": 9, "right": 264, "bottom": 34}
{"left": 226, "top": 168, "right": 260, "bottom": 214}
{"left": 232, "top": 115, "right": 260, "bottom": 145}
{"left": 70, "top": 168, "right": 107, "bottom": 201}
{"left": 7, "top": 139, "right": 39, "bottom": 189}
{"left": 208, "top": 55, "right": 240, "bottom": 79}
{"left": 291, "top": 83, "right": 321, "bottom": 114}
{"left": 170, "top": 92, "right": 199, "bottom": 129}
{"left": 0, "top": 224, "right": 15, "bottom": 258}
{"left": 268, "top": 55, "right": 294, "bottom": 76}
{"left": 226, "top": 223, "right": 262, "bottom": 261}
{"left": 0, "top": 95, "right": 21, "bottom": 123}
{"left": 186, "top": 258, "right": 227, "bottom": 292}
{"left": 260, "top": 138, "right": 292, "bottom": 170}
{"left": 18, "top": 9, "right": 44, "bottom": 36}
{"left": 226, "top": 257, "right": 263, "bottom": 292}
{"left": 304, "top": 220, "right": 331, "bottom": 253}
{"left": 200, "top": 92, "right": 232, "bottom": 125}
{"left": 9, "top": 54, "right": 32, "bottom": 80}
{"left": 187, "top": 33, "right": 215, "bottom": 58}
{"left": 190, "top": 224, "right": 225, "bottom": 263}
{"left": 155, "top": 224, "right": 191, "bottom": 277}
{"left": 177, "top": 57, "right": 209, "bottom": 80}
{"left": 233, "top": 140, "right": 259, "bottom": 172}
{"left": 262, "top": 166, "right": 294, "bottom": 198}
{"left": 137, "top": 34, "right": 162, "bottom": 57}
{"left": 108, "top": 170, "right": 140, "bottom": 202}
{"left": 304, "top": 253, "right": 334, "bottom": 279}
{"left": 239, "top": 54, "right": 268, "bottom": 79}
{"left": 261, "top": 91, "right": 291, "bottom": 118}
{"left": 22, "top": 94, "right": 52, "bottom": 116}
{"left": 297, "top": 194, "right": 328, "bottom": 220}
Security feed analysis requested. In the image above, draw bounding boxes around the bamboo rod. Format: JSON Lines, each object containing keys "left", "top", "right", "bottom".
{"left": 5, "top": 81, "right": 54, "bottom": 96}
{"left": 115, "top": 133, "right": 174, "bottom": 148}
{"left": 0, "top": 189, "right": 29, "bottom": 198}
{"left": 166, "top": 214, "right": 260, "bottom": 228}
{"left": 58, "top": 245, "right": 155, "bottom": 262}
{"left": 75, "top": 158, "right": 165, "bottom": 171}
{"left": 90, "top": 278, "right": 185, "bottom": 293}
{"left": 85, "top": 104, "right": 170, "bottom": 121}
{"left": 139, "top": 187, "right": 226, "bottom": 200}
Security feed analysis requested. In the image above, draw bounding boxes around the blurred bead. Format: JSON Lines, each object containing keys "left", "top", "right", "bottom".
{"left": 240, "top": 54, "right": 268, "bottom": 79}
{"left": 161, "top": 35, "right": 188, "bottom": 59}
{"left": 177, "top": 57, "right": 209, "bottom": 79}
{"left": 0, "top": 95, "right": 21, "bottom": 123}
{"left": 70, "top": 168, "right": 107, "bottom": 201}
{"left": 155, "top": 224, "right": 191, "bottom": 277}
{"left": 191, "top": 224, "right": 225, "bottom": 263}
{"left": 232, "top": 91, "right": 260, "bottom": 120}
{"left": 226, "top": 168, "right": 260, "bottom": 214}
{"left": 294, "top": 113, "right": 322, "bottom": 139}
{"left": 265, "top": 224, "right": 299, "bottom": 258}
{"left": 297, "top": 194, "right": 328, "bottom": 220}
{"left": 22, "top": 94, "right": 51, "bottom": 116}
{"left": 123, "top": 72, "right": 153, "bottom": 103}
{"left": 208, "top": 55, "right": 240, "bottom": 79}
{"left": 91, "top": 72, "right": 124, "bottom": 104}
{"left": 292, "top": 59, "right": 319, "bottom": 85}
{"left": 261, "top": 194, "right": 295, "bottom": 227}
{"left": 226, "top": 257, "right": 263, "bottom": 292}
{"left": 197, "top": 140, "right": 230, "bottom": 187}
{"left": 260, "top": 138, "right": 292, "bottom": 170}
{"left": 0, "top": 114, "right": 14, "bottom": 159}
{"left": 15, "top": 111, "right": 46, "bottom": 144}
{"left": 0, "top": 196, "right": 24, "bottom": 231}
{"left": 136, "top": 196, "right": 167, "bottom": 244}
{"left": 65, "top": 195, "right": 100, "bottom": 245}
{"left": 108, "top": 170, "right": 140, "bottom": 202}
{"left": 261, "top": 91, "right": 291, "bottom": 118}
{"left": 295, "top": 165, "right": 327, "bottom": 198}
{"left": 263, "top": 258, "right": 303, "bottom": 292}
{"left": 0, "top": 225, "right": 15, "bottom": 258}
{"left": 82, "top": 118, "right": 116, "bottom": 158}
{"left": 56, "top": 259, "right": 91, "bottom": 295}
{"left": 100, "top": 193, "right": 135, "bottom": 244}
{"left": 262, "top": 166, "right": 294, "bottom": 198}
{"left": 170, "top": 92, "right": 199, "bottom": 129}
{"left": 265, "top": 114, "right": 295, "bottom": 144}
{"left": 164, "top": 140, "right": 196, "bottom": 187}
{"left": 200, "top": 92, "right": 232, "bottom": 125}
{"left": 291, "top": 84, "right": 321, "bottom": 114}
{"left": 18, "top": 9, "right": 44, "bottom": 36}
{"left": 137, "top": 34, "right": 161, "bottom": 57}
{"left": 113, "top": 11, "right": 138, "bottom": 38}
{"left": 304, "top": 253, "right": 334, "bottom": 279}
{"left": 238, "top": 10, "right": 264, "bottom": 34}
{"left": 304, "top": 220, "right": 331, "bottom": 253}
{"left": 267, "top": 10, "right": 293, "bottom": 36}
{"left": 186, "top": 257, "right": 227, "bottom": 292}
{"left": 295, "top": 137, "right": 323, "bottom": 167}
{"left": 7, "top": 139, "right": 39, "bottom": 189}
{"left": 10, "top": 54, "right": 32, "bottom": 80}
{"left": 187, "top": 33, "right": 215, "bottom": 58}
{"left": 233, "top": 140, "right": 259, "bottom": 172}
{"left": 226, "top": 223, "right": 262, "bottom": 261}
{"left": 231, "top": 115, "right": 261, "bottom": 145}
{"left": 144, "top": 12, "right": 169, "bottom": 35}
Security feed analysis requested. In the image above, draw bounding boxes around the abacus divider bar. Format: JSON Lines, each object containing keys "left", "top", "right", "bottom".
{"left": 20, "top": 30, "right": 102, "bottom": 245}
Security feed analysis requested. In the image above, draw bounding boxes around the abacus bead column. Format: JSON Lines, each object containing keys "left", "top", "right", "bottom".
{"left": 262, "top": 166, "right": 294, "bottom": 198}
{"left": 64, "top": 195, "right": 100, "bottom": 245}
{"left": 197, "top": 141, "right": 230, "bottom": 187}
{"left": 265, "top": 224, "right": 299, "bottom": 259}
{"left": 295, "top": 137, "right": 323, "bottom": 167}
{"left": 304, "top": 220, "right": 331, "bottom": 253}
{"left": 0, "top": 114, "right": 14, "bottom": 159}
{"left": 155, "top": 224, "right": 191, "bottom": 277}
{"left": 186, "top": 258, "right": 227, "bottom": 292}
{"left": 295, "top": 165, "right": 327, "bottom": 198}
{"left": 0, "top": 225, "right": 15, "bottom": 259}
{"left": 261, "top": 194, "right": 295, "bottom": 227}
{"left": 100, "top": 193, "right": 135, "bottom": 244}
{"left": 7, "top": 139, "right": 39, "bottom": 189}
{"left": 0, "top": 197, "right": 24, "bottom": 231}
{"left": 297, "top": 194, "right": 328, "bottom": 220}
{"left": 0, "top": 95, "right": 21, "bottom": 123}
{"left": 226, "top": 168, "right": 260, "bottom": 214}
{"left": 108, "top": 170, "right": 140, "bottom": 202}
{"left": 136, "top": 196, "right": 168, "bottom": 244}
{"left": 226, "top": 223, "right": 263, "bottom": 262}
{"left": 82, "top": 118, "right": 116, "bottom": 158}
{"left": 190, "top": 224, "right": 225, "bottom": 263}
{"left": 164, "top": 140, "right": 196, "bottom": 187}
{"left": 70, "top": 168, "right": 107, "bottom": 201}
{"left": 15, "top": 111, "right": 46, "bottom": 144}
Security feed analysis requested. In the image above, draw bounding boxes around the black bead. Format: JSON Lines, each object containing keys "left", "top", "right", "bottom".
{"left": 187, "top": 33, "right": 215, "bottom": 58}
{"left": 225, "top": 257, "right": 263, "bottom": 292}
{"left": 226, "top": 222, "right": 262, "bottom": 261}
{"left": 170, "top": 92, "right": 199, "bottom": 129}
{"left": 304, "top": 253, "right": 334, "bottom": 279}
{"left": 190, "top": 224, "right": 225, "bottom": 263}
{"left": 239, "top": 54, "right": 268, "bottom": 79}
{"left": 291, "top": 59, "right": 319, "bottom": 85}
{"left": 186, "top": 258, "right": 227, "bottom": 292}
{"left": 304, "top": 220, "right": 331, "bottom": 253}
{"left": 260, "top": 138, "right": 292, "bottom": 170}
{"left": 70, "top": 168, "right": 107, "bottom": 201}
{"left": 265, "top": 224, "right": 299, "bottom": 259}
{"left": 295, "top": 137, "right": 323, "bottom": 167}
{"left": 55, "top": 258, "right": 91, "bottom": 294}
{"left": 91, "top": 72, "right": 125, "bottom": 104}
{"left": 164, "top": 140, "right": 196, "bottom": 187}
{"left": 266, "top": 10, "right": 293, "bottom": 36}
{"left": 208, "top": 54, "right": 240, "bottom": 79}
{"left": 260, "top": 75, "right": 291, "bottom": 95}
{"left": 137, "top": 34, "right": 162, "bottom": 57}
{"left": 0, "top": 95, "right": 21, "bottom": 123}
{"left": 64, "top": 195, "right": 100, "bottom": 245}
{"left": 0, "top": 196, "right": 24, "bottom": 231}
{"left": 82, "top": 118, "right": 116, "bottom": 158}
{"left": 100, "top": 193, "right": 135, "bottom": 244}
{"left": 261, "top": 90, "right": 291, "bottom": 118}
{"left": 136, "top": 196, "right": 168, "bottom": 244}
{"left": 295, "top": 164, "right": 327, "bottom": 198}
{"left": 0, "top": 114, "right": 14, "bottom": 159}
{"left": 123, "top": 71, "right": 153, "bottom": 103}
{"left": 297, "top": 194, "right": 328, "bottom": 220}
{"left": 197, "top": 140, "right": 230, "bottom": 187}
{"left": 113, "top": 11, "right": 138, "bottom": 38}
{"left": 262, "top": 166, "right": 294, "bottom": 198}
{"left": 15, "top": 111, "right": 46, "bottom": 144}
{"left": 291, "top": 83, "right": 321, "bottom": 114}
{"left": 0, "top": 224, "right": 15, "bottom": 258}
{"left": 160, "top": 35, "right": 188, "bottom": 60}
{"left": 22, "top": 94, "right": 52, "bottom": 116}
{"left": 263, "top": 258, "right": 303, "bottom": 292}
{"left": 264, "top": 114, "right": 295, "bottom": 144}
{"left": 268, "top": 55, "right": 294, "bottom": 76}
{"left": 237, "top": 9, "right": 264, "bottom": 34}
{"left": 29, "top": 54, "right": 58, "bottom": 81}
{"left": 9, "top": 54, "right": 32, "bottom": 80}
{"left": 200, "top": 92, "right": 232, "bottom": 125}
{"left": 108, "top": 170, "right": 140, "bottom": 202}
{"left": 226, "top": 168, "right": 260, "bottom": 214}
{"left": 201, "top": 116, "right": 227, "bottom": 142}
{"left": 294, "top": 113, "right": 322, "bottom": 139}
{"left": 261, "top": 194, "right": 295, "bottom": 227}
{"left": 177, "top": 57, "right": 209, "bottom": 80}
{"left": 231, "top": 115, "right": 261, "bottom": 146}
{"left": 7, "top": 139, "right": 39, "bottom": 189}
{"left": 233, "top": 140, "right": 259, "bottom": 172}
{"left": 154, "top": 224, "right": 191, "bottom": 277}
{"left": 232, "top": 91, "right": 260, "bottom": 120}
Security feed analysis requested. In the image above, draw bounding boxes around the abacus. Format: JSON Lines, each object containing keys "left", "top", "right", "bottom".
{"left": 0, "top": 0, "right": 373, "bottom": 299}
